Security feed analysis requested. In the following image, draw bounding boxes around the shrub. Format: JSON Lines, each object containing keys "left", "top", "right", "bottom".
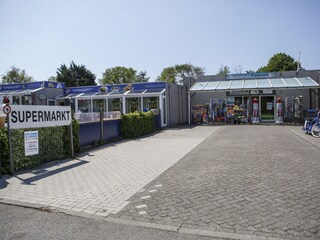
{"left": 0, "top": 118, "right": 80, "bottom": 175}
{"left": 121, "top": 111, "right": 156, "bottom": 138}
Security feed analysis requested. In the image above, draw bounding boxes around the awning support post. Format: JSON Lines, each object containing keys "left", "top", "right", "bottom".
{"left": 188, "top": 92, "right": 191, "bottom": 125}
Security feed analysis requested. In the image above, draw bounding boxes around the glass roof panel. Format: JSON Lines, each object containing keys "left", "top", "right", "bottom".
{"left": 243, "top": 79, "right": 257, "bottom": 89}
{"left": 283, "top": 78, "right": 301, "bottom": 87}
{"left": 189, "top": 77, "right": 319, "bottom": 92}
{"left": 216, "top": 81, "right": 231, "bottom": 90}
{"left": 229, "top": 80, "right": 243, "bottom": 89}
{"left": 190, "top": 82, "right": 206, "bottom": 91}
{"left": 269, "top": 78, "right": 286, "bottom": 88}
{"left": 257, "top": 79, "right": 271, "bottom": 88}
{"left": 296, "top": 77, "right": 319, "bottom": 87}
{"left": 203, "top": 81, "right": 219, "bottom": 90}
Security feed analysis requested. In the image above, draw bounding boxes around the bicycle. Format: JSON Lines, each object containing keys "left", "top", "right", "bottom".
{"left": 303, "top": 109, "right": 320, "bottom": 138}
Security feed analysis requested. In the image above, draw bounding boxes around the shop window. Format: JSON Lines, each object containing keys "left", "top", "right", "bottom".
{"left": 108, "top": 98, "right": 122, "bottom": 112}
{"left": 93, "top": 99, "right": 106, "bottom": 112}
{"left": 143, "top": 97, "right": 159, "bottom": 112}
{"left": 12, "top": 96, "right": 20, "bottom": 105}
{"left": 21, "top": 96, "right": 31, "bottom": 105}
{"left": 126, "top": 97, "right": 141, "bottom": 113}
{"left": 78, "top": 99, "right": 91, "bottom": 113}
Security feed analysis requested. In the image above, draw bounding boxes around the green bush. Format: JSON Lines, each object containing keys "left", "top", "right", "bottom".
{"left": 0, "top": 118, "right": 80, "bottom": 175}
{"left": 0, "top": 128, "right": 10, "bottom": 174}
{"left": 121, "top": 111, "right": 156, "bottom": 138}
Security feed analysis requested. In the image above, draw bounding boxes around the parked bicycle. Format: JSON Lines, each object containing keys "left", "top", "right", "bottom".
{"left": 303, "top": 108, "right": 320, "bottom": 138}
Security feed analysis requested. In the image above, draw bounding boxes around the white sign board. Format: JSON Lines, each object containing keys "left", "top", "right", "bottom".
{"left": 9, "top": 105, "right": 71, "bottom": 129}
{"left": 24, "top": 131, "right": 39, "bottom": 156}
{"left": 267, "top": 102, "right": 273, "bottom": 110}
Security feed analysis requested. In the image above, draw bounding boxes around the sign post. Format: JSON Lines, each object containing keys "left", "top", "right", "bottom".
{"left": 6, "top": 105, "right": 72, "bottom": 174}
{"left": 3, "top": 97, "right": 14, "bottom": 175}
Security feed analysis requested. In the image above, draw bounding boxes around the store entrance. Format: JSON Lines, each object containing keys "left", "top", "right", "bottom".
{"left": 260, "top": 96, "right": 275, "bottom": 121}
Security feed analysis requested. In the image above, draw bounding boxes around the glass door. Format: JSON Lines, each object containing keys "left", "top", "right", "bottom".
{"left": 260, "top": 96, "right": 275, "bottom": 121}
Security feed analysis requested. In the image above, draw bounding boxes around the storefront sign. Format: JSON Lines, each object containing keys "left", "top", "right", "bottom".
{"left": 24, "top": 131, "right": 39, "bottom": 156}
{"left": 227, "top": 72, "right": 276, "bottom": 80}
{"left": 262, "top": 90, "right": 274, "bottom": 95}
{"left": 64, "top": 82, "right": 167, "bottom": 95}
{"left": 0, "top": 81, "right": 64, "bottom": 91}
{"left": 227, "top": 90, "right": 275, "bottom": 96}
{"left": 9, "top": 105, "right": 71, "bottom": 129}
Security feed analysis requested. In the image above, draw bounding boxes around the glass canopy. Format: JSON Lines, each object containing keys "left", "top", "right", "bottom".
{"left": 189, "top": 77, "right": 319, "bottom": 92}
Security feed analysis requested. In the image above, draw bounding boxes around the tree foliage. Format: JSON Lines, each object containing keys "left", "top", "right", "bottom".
{"left": 1, "top": 66, "right": 34, "bottom": 84}
{"left": 217, "top": 65, "right": 230, "bottom": 76}
{"left": 100, "top": 67, "right": 150, "bottom": 84}
{"left": 156, "top": 64, "right": 204, "bottom": 84}
{"left": 48, "top": 76, "right": 57, "bottom": 82}
{"left": 56, "top": 61, "right": 96, "bottom": 87}
{"left": 257, "top": 53, "right": 299, "bottom": 72}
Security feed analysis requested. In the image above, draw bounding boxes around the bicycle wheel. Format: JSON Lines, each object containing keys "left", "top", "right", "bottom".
{"left": 311, "top": 123, "right": 320, "bottom": 138}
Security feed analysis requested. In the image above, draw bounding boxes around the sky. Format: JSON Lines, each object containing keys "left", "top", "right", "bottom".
{"left": 0, "top": 0, "right": 319, "bottom": 83}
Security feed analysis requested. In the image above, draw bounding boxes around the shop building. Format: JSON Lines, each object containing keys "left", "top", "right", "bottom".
{"left": 0, "top": 81, "right": 187, "bottom": 128}
{"left": 185, "top": 70, "right": 320, "bottom": 124}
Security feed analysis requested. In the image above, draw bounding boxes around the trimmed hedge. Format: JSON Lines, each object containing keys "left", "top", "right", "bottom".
{"left": 121, "top": 111, "right": 156, "bottom": 138}
{"left": 0, "top": 118, "right": 80, "bottom": 175}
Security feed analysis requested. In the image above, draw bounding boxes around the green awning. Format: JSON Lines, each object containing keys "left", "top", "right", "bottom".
{"left": 189, "top": 77, "right": 319, "bottom": 92}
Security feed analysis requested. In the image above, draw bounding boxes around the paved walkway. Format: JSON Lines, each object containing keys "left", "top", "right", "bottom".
{"left": 0, "top": 126, "right": 218, "bottom": 217}
{"left": 113, "top": 125, "right": 320, "bottom": 240}
{"left": 1, "top": 125, "right": 320, "bottom": 240}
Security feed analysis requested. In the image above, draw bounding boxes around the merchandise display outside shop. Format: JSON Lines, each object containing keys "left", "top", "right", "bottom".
{"left": 188, "top": 71, "right": 320, "bottom": 125}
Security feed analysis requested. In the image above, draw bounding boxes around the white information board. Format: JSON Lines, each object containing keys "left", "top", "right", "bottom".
{"left": 24, "top": 131, "right": 39, "bottom": 156}
{"left": 9, "top": 105, "right": 71, "bottom": 129}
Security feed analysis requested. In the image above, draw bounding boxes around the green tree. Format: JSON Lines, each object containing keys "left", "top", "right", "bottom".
{"left": 257, "top": 53, "right": 299, "bottom": 72}
{"left": 217, "top": 65, "right": 230, "bottom": 76}
{"left": 156, "top": 64, "right": 204, "bottom": 84}
{"left": 100, "top": 66, "right": 149, "bottom": 84}
{"left": 48, "top": 76, "right": 57, "bottom": 82}
{"left": 1, "top": 66, "right": 34, "bottom": 84}
{"left": 136, "top": 70, "right": 150, "bottom": 82}
{"left": 56, "top": 61, "right": 96, "bottom": 87}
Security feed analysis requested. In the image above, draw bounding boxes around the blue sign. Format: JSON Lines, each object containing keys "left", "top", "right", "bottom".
{"left": 0, "top": 81, "right": 65, "bottom": 92}
{"left": 64, "top": 82, "right": 167, "bottom": 95}
{"left": 227, "top": 72, "right": 276, "bottom": 80}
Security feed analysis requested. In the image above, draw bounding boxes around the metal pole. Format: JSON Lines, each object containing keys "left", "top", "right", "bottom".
{"left": 100, "top": 107, "right": 104, "bottom": 142}
{"left": 188, "top": 92, "right": 191, "bottom": 125}
{"left": 8, "top": 114, "right": 14, "bottom": 175}
{"left": 69, "top": 122, "right": 74, "bottom": 158}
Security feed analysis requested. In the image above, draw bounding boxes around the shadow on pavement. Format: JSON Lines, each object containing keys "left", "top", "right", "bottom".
{"left": 0, "top": 178, "right": 9, "bottom": 189}
{"left": 12, "top": 159, "right": 89, "bottom": 185}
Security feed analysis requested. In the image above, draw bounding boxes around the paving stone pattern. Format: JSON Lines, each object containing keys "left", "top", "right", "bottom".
{"left": 0, "top": 126, "right": 218, "bottom": 217}
{"left": 113, "top": 125, "right": 320, "bottom": 240}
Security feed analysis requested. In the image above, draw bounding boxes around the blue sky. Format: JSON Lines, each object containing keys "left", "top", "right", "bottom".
{"left": 0, "top": 0, "right": 319, "bottom": 83}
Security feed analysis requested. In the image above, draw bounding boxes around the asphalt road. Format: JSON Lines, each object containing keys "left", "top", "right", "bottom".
{"left": 0, "top": 203, "right": 224, "bottom": 240}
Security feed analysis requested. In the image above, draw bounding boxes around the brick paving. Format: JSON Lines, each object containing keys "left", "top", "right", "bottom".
{"left": 112, "top": 125, "right": 320, "bottom": 240}
{"left": 1, "top": 125, "right": 320, "bottom": 239}
{"left": 0, "top": 126, "right": 218, "bottom": 217}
